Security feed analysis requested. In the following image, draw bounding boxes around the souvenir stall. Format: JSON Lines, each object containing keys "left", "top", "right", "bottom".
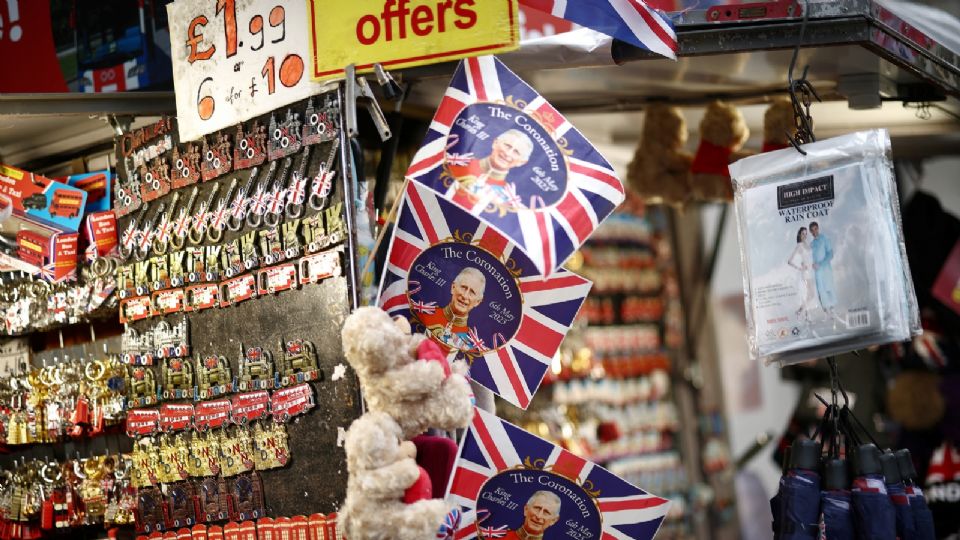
{"left": 0, "top": 0, "right": 957, "bottom": 539}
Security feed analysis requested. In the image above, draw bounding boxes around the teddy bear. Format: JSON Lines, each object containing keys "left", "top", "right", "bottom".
{"left": 339, "top": 411, "right": 453, "bottom": 540}
{"left": 626, "top": 104, "right": 693, "bottom": 207}
{"left": 762, "top": 98, "right": 798, "bottom": 153}
{"left": 341, "top": 306, "right": 474, "bottom": 439}
{"left": 689, "top": 100, "right": 753, "bottom": 202}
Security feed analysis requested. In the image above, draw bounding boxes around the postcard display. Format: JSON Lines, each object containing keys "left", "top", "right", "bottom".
{"left": 113, "top": 91, "right": 360, "bottom": 535}
{"left": 730, "top": 129, "right": 921, "bottom": 365}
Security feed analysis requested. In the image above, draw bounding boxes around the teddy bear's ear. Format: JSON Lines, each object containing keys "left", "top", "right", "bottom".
{"left": 393, "top": 316, "right": 412, "bottom": 335}
{"left": 342, "top": 307, "right": 408, "bottom": 374}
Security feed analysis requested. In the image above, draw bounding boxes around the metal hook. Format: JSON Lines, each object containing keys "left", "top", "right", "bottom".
{"left": 785, "top": 0, "right": 819, "bottom": 155}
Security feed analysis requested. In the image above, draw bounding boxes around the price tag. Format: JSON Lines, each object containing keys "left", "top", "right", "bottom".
{"left": 167, "top": 0, "right": 335, "bottom": 142}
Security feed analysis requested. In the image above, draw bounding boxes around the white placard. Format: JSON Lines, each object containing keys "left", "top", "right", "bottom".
{"left": 167, "top": 0, "right": 335, "bottom": 142}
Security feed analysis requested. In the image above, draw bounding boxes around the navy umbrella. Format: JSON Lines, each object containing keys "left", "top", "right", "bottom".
{"left": 851, "top": 444, "right": 896, "bottom": 540}
{"left": 779, "top": 439, "right": 822, "bottom": 540}
{"left": 881, "top": 451, "right": 916, "bottom": 540}
{"left": 820, "top": 458, "right": 854, "bottom": 540}
{"left": 897, "top": 449, "right": 936, "bottom": 540}
{"left": 772, "top": 446, "right": 791, "bottom": 539}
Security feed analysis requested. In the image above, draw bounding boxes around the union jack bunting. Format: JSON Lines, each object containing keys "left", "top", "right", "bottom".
{"left": 447, "top": 407, "right": 670, "bottom": 540}
{"left": 378, "top": 181, "right": 591, "bottom": 409}
{"left": 519, "top": 0, "right": 677, "bottom": 59}
{"left": 406, "top": 56, "right": 625, "bottom": 276}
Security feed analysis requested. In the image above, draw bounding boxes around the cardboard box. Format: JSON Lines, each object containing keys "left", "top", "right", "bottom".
{"left": 58, "top": 170, "right": 112, "bottom": 214}
{"left": 0, "top": 164, "right": 85, "bottom": 281}
{"left": 83, "top": 210, "right": 119, "bottom": 262}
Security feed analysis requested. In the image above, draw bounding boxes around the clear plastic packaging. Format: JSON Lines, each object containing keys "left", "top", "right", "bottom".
{"left": 729, "top": 129, "right": 921, "bottom": 365}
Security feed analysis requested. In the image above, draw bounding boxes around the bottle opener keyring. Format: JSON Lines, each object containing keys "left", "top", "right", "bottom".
{"left": 169, "top": 186, "right": 200, "bottom": 252}
{"left": 227, "top": 165, "right": 261, "bottom": 232}
{"left": 118, "top": 204, "right": 150, "bottom": 262}
{"left": 263, "top": 156, "right": 295, "bottom": 228}
{"left": 134, "top": 202, "right": 166, "bottom": 262}
{"left": 206, "top": 178, "right": 239, "bottom": 243}
{"left": 308, "top": 139, "right": 340, "bottom": 211}
{"left": 150, "top": 190, "right": 182, "bottom": 256}
{"left": 245, "top": 160, "right": 279, "bottom": 229}
{"left": 187, "top": 182, "right": 222, "bottom": 245}
{"left": 283, "top": 146, "right": 312, "bottom": 220}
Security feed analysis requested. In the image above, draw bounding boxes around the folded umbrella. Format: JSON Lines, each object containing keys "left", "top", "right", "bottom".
{"left": 881, "top": 451, "right": 916, "bottom": 540}
{"left": 897, "top": 449, "right": 936, "bottom": 540}
{"left": 820, "top": 458, "right": 855, "bottom": 540}
{"left": 851, "top": 444, "right": 896, "bottom": 540}
{"left": 780, "top": 439, "right": 822, "bottom": 540}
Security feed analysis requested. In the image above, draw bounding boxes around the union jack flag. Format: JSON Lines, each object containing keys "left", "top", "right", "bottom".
{"left": 210, "top": 202, "right": 230, "bottom": 231}
{"left": 519, "top": 0, "right": 677, "bottom": 59}
{"left": 406, "top": 56, "right": 625, "bottom": 277}
{"left": 121, "top": 222, "right": 138, "bottom": 250}
{"left": 230, "top": 194, "right": 248, "bottom": 219}
{"left": 248, "top": 188, "right": 269, "bottom": 215}
{"left": 266, "top": 187, "right": 285, "bottom": 215}
{"left": 287, "top": 173, "right": 308, "bottom": 205}
{"left": 172, "top": 210, "right": 192, "bottom": 238}
{"left": 311, "top": 166, "right": 335, "bottom": 198}
{"left": 378, "top": 181, "right": 591, "bottom": 409}
{"left": 446, "top": 408, "right": 670, "bottom": 540}
{"left": 154, "top": 215, "right": 173, "bottom": 245}
{"left": 193, "top": 204, "right": 212, "bottom": 232}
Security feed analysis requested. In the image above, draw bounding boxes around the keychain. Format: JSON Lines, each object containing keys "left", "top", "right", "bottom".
{"left": 268, "top": 109, "right": 303, "bottom": 161}
{"left": 283, "top": 147, "right": 312, "bottom": 220}
{"left": 263, "top": 156, "right": 295, "bottom": 228}
{"left": 227, "top": 166, "right": 261, "bottom": 233}
{"left": 170, "top": 186, "right": 201, "bottom": 252}
{"left": 206, "top": 179, "right": 239, "bottom": 243}
{"left": 119, "top": 204, "right": 150, "bottom": 261}
{"left": 308, "top": 139, "right": 340, "bottom": 211}
{"left": 188, "top": 182, "right": 224, "bottom": 245}
{"left": 152, "top": 191, "right": 182, "bottom": 255}
{"left": 246, "top": 160, "right": 280, "bottom": 229}
{"left": 237, "top": 345, "right": 275, "bottom": 391}
{"left": 202, "top": 132, "right": 233, "bottom": 182}
{"left": 233, "top": 121, "right": 267, "bottom": 170}
{"left": 172, "top": 143, "right": 202, "bottom": 189}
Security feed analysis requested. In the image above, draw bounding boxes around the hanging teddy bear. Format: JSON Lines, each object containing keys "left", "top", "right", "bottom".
{"left": 626, "top": 104, "right": 693, "bottom": 207}
{"left": 689, "top": 100, "right": 752, "bottom": 202}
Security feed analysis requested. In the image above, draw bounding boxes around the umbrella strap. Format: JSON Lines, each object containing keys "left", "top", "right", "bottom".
{"left": 781, "top": 521, "right": 819, "bottom": 537}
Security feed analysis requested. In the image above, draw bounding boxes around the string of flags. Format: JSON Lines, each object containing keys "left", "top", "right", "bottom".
{"left": 377, "top": 54, "right": 669, "bottom": 539}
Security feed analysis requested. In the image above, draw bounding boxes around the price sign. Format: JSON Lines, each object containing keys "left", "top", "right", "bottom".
{"left": 308, "top": 0, "right": 519, "bottom": 81}
{"left": 168, "top": 0, "right": 334, "bottom": 142}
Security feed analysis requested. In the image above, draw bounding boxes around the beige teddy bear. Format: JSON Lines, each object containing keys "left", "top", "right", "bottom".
{"left": 690, "top": 100, "right": 753, "bottom": 202}
{"left": 341, "top": 306, "right": 474, "bottom": 439}
{"left": 339, "top": 411, "right": 452, "bottom": 540}
{"left": 762, "top": 98, "right": 798, "bottom": 153}
{"left": 626, "top": 104, "right": 693, "bottom": 207}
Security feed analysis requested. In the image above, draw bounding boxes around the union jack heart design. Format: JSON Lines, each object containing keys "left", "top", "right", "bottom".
{"left": 378, "top": 181, "right": 591, "bottom": 409}
{"left": 406, "top": 55, "right": 625, "bottom": 276}
{"left": 446, "top": 407, "right": 671, "bottom": 540}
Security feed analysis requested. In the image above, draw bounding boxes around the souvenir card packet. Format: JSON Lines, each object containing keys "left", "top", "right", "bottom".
{"left": 729, "top": 129, "right": 920, "bottom": 365}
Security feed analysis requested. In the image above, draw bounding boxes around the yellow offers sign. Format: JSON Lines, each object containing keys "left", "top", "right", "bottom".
{"left": 308, "top": 0, "right": 519, "bottom": 80}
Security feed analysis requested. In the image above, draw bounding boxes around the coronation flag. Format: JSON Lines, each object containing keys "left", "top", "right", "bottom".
{"left": 405, "top": 56, "right": 625, "bottom": 277}
{"left": 377, "top": 181, "right": 591, "bottom": 409}
{"left": 447, "top": 407, "right": 671, "bottom": 540}
{"left": 519, "top": 0, "right": 677, "bottom": 59}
